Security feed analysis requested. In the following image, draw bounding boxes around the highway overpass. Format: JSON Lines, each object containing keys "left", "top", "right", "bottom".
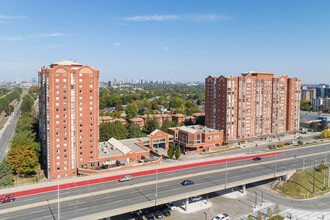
{"left": 0, "top": 143, "right": 329, "bottom": 220}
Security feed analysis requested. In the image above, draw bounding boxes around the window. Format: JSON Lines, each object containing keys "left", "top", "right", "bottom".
{"left": 56, "top": 132, "right": 59, "bottom": 136}
{"left": 64, "top": 155, "right": 67, "bottom": 158}
{"left": 90, "top": 79, "right": 93, "bottom": 82}
{"left": 56, "top": 91, "right": 59, "bottom": 94}
{"left": 56, "top": 115, "right": 59, "bottom": 118}
{"left": 57, "top": 162, "right": 60, "bottom": 165}
{"left": 57, "top": 168, "right": 60, "bottom": 171}
{"left": 56, "top": 85, "right": 59, "bottom": 88}
{"left": 90, "top": 96, "right": 93, "bottom": 99}
{"left": 63, "top": 96, "right": 66, "bottom": 100}
{"left": 90, "top": 73, "right": 93, "bottom": 77}
{"left": 90, "top": 107, "right": 93, "bottom": 110}
{"left": 56, "top": 138, "right": 60, "bottom": 142}
{"left": 63, "top": 72, "right": 66, "bottom": 76}
{"left": 63, "top": 85, "right": 66, "bottom": 88}
{"left": 55, "top": 79, "right": 59, "bottom": 82}
{"left": 196, "top": 133, "right": 201, "bottom": 144}
{"left": 80, "top": 152, "right": 83, "bottom": 156}
{"left": 79, "top": 90, "right": 82, "bottom": 94}
{"left": 56, "top": 144, "right": 60, "bottom": 148}
{"left": 56, "top": 156, "right": 60, "bottom": 159}
{"left": 90, "top": 90, "right": 92, "bottom": 93}
{"left": 56, "top": 72, "right": 59, "bottom": 76}
{"left": 56, "top": 97, "right": 59, "bottom": 100}
{"left": 63, "top": 90, "right": 66, "bottom": 94}
{"left": 79, "top": 85, "right": 82, "bottom": 88}
{"left": 56, "top": 126, "right": 59, "bottom": 130}
{"left": 90, "top": 101, "right": 93, "bottom": 105}
{"left": 79, "top": 79, "right": 82, "bottom": 82}
{"left": 79, "top": 107, "right": 82, "bottom": 111}
{"left": 56, "top": 109, "right": 59, "bottom": 112}
{"left": 90, "top": 85, "right": 93, "bottom": 88}
{"left": 90, "top": 151, "right": 93, "bottom": 154}
{"left": 56, "top": 103, "right": 59, "bottom": 106}
{"left": 63, "top": 79, "right": 67, "bottom": 82}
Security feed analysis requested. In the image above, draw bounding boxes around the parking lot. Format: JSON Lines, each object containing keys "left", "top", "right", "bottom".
{"left": 110, "top": 187, "right": 257, "bottom": 220}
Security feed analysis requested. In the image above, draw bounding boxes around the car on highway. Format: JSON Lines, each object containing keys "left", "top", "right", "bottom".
{"left": 119, "top": 175, "right": 132, "bottom": 182}
{"left": 181, "top": 179, "right": 194, "bottom": 185}
{"left": 190, "top": 196, "right": 203, "bottom": 202}
{"left": 212, "top": 213, "right": 230, "bottom": 220}
{"left": 0, "top": 194, "right": 15, "bottom": 203}
{"left": 252, "top": 157, "right": 261, "bottom": 161}
{"left": 166, "top": 202, "right": 177, "bottom": 211}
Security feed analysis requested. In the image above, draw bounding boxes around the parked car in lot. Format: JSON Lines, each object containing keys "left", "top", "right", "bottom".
{"left": 297, "top": 136, "right": 303, "bottom": 139}
{"left": 292, "top": 141, "right": 298, "bottom": 145}
{"left": 119, "top": 175, "right": 132, "bottom": 182}
{"left": 285, "top": 142, "right": 290, "bottom": 145}
{"left": 134, "top": 215, "right": 144, "bottom": 220}
{"left": 212, "top": 213, "right": 230, "bottom": 220}
{"left": 181, "top": 180, "right": 194, "bottom": 185}
{"left": 145, "top": 212, "right": 155, "bottom": 220}
{"left": 166, "top": 202, "right": 177, "bottom": 211}
{"left": 0, "top": 194, "right": 15, "bottom": 203}
{"left": 153, "top": 210, "right": 163, "bottom": 219}
{"left": 130, "top": 210, "right": 142, "bottom": 217}
{"left": 252, "top": 157, "right": 261, "bottom": 161}
{"left": 161, "top": 208, "right": 171, "bottom": 217}
{"left": 189, "top": 196, "right": 203, "bottom": 202}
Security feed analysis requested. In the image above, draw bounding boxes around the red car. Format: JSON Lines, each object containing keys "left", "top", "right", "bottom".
{"left": 0, "top": 194, "right": 15, "bottom": 203}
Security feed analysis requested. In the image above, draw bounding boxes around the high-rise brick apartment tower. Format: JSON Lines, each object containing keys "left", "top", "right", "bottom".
{"left": 39, "top": 61, "right": 99, "bottom": 179}
{"left": 205, "top": 71, "right": 300, "bottom": 144}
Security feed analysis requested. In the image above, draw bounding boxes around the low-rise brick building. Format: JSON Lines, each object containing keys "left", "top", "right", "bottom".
{"left": 168, "top": 125, "right": 224, "bottom": 154}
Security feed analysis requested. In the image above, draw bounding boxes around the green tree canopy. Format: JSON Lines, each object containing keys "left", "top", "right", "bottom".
{"left": 143, "top": 116, "right": 159, "bottom": 134}
{"left": 125, "top": 103, "right": 139, "bottom": 118}
{"left": 0, "top": 159, "right": 14, "bottom": 187}
{"left": 99, "top": 121, "right": 128, "bottom": 141}
{"left": 20, "top": 94, "right": 34, "bottom": 114}
{"left": 169, "top": 97, "right": 183, "bottom": 108}
{"left": 128, "top": 123, "right": 143, "bottom": 138}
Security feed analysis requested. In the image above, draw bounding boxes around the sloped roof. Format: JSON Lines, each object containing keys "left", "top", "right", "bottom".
{"left": 108, "top": 138, "right": 131, "bottom": 154}
{"left": 51, "top": 60, "right": 83, "bottom": 66}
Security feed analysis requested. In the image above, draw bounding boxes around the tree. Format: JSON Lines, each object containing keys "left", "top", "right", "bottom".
{"left": 274, "top": 203, "right": 280, "bottom": 215}
{"left": 196, "top": 116, "right": 205, "bottom": 125}
{"left": 310, "top": 122, "right": 319, "bottom": 130}
{"left": 257, "top": 211, "right": 262, "bottom": 220}
{"left": 0, "top": 159, "right": 14, "bottom": 187}
{"left": 169, "top": 97, "right": 183, "bottom": 108}
{"left": 115, "top": 104, "right": 124, "bottom": 111}
{"left": 267, "top": 207, "right": 272, "bottom": 218}
{"left": 8, "top": 145, "right": 39, "bottom": 180}
{"left": 161, "top": 119, "right": 177, "bottom": 132}
{"left": 185, "top": 99, "right": 195, "bottom": 109}
{"left": 125, "top": 103, "right": 139, "bottom": 118}
{"left": 99, "top": 121, "right": 128, "bottom": 141}
{"left": 298, "top": 140, "right": 303, "bottom": 145}
{"left": 167, "top": 143, "right": 175, "bottom": 159}
{"left": 321, "top": 129, "right": 330, "bottom": 139}
{"left": 320, "top": 122, "right": 328, "bottom": 131}
{"left": 20, "top": 94, "right": 34, "bottom": 114}
{"left": 175, "top": 145, "right": 181, "bottom": 160}
{"left": 248, "top": 215, "right": 253, "bottom": 220}
{"left": 128, "top": 123, "right": 142, "bottom": 138}
{"left": 143, "top": 116, "right": 159, "bottom": 134}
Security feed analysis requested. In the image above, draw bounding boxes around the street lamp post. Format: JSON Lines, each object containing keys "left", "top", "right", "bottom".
{"left": 225, "top": 152, "right": 228, "bottom": 188}
{"left": 155, "top": 166, "right": 158, "bottom": 206}
{"left": 58, "top": 181, "right": 60, "bottom": 220}
{"left": 274, "top": 152, "right": 277, "bottom": 177}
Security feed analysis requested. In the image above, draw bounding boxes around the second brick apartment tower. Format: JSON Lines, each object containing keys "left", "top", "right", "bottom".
{"left": 39, "top": 61, "right": 99, "bottom": 179}
{"left": 205, "top": 71, "right": 301, "bottom": 144}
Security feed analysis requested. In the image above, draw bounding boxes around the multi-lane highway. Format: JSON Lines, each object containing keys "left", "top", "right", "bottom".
{"left": 0, "top": 143, "right": 329, "bottom": 219}
{"left": 0, "top": 98, "right": 23, "bottom": 162}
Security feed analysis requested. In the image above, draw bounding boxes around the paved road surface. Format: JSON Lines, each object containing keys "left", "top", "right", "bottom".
{"left": 1, "top": 144, "right": 330, "bottom": 220}
{"left": 0, "top": 99, "right": 22, "bottom": 162}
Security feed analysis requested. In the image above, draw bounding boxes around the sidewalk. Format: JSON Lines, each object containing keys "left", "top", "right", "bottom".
{"left": 236, "top": 203, "right": 330, "bottom": 220}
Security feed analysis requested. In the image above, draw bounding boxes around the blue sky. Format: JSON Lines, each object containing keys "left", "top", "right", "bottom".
{"left": 0, "top": 0, "right": 329, "bottom": 83}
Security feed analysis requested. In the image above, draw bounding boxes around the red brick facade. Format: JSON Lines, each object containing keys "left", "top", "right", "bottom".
{"left": 205, "top": 71, "right": 301, "bottom": 143}
{"left": 39, "top": 61, "right": 100, "bottom": 179}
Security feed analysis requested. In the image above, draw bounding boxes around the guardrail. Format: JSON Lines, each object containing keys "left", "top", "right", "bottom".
{"left": 79, "top": 169, "right": 296, "bottom": 220}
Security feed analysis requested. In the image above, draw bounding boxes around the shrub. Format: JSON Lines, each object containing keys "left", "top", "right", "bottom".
{"left": 298, "top": 140, "right": 303, "bottom": 145}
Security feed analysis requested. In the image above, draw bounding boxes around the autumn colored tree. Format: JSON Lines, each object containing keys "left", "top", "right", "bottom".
{"left": 8, "top": 145, "right": 39, "bottom": 182}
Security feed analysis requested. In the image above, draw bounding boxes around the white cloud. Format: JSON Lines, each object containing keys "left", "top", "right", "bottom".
{"left": 118, "top": 14, "right": 232, "bottom": 22}
{"left": 43, "top": 44, "right": 65, "bottom": 49}
{"left": 0, "top": 14, "right": 26, "bottom": 19}
{"left": 0, "top": 33, "right": 73, "bottom": 41}
{"left": 163, "top": 46, "right": 168, "bottom": 52}
{"left": 187, "top": 14, "right": 232, "bottom": 22}
{"left": 114, "top": 42, "right": 121, "bottom": 47}
{"left": 120, "top": 15, "right": 180, "bottom": 22}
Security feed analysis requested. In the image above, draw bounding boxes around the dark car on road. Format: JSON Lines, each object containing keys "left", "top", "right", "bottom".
{"left": 253, "top": 157, "right": 261, "bottom": 161}
{"left": 0, "top": 194, "right": 15, "bottom": 203}
{"left": 181, "top": 180, "right": 194, "bottom": 186}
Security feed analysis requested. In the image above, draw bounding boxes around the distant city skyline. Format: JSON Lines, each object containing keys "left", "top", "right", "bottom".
{"left": 0, "top": 0, "right": 329, "bottom": 83}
